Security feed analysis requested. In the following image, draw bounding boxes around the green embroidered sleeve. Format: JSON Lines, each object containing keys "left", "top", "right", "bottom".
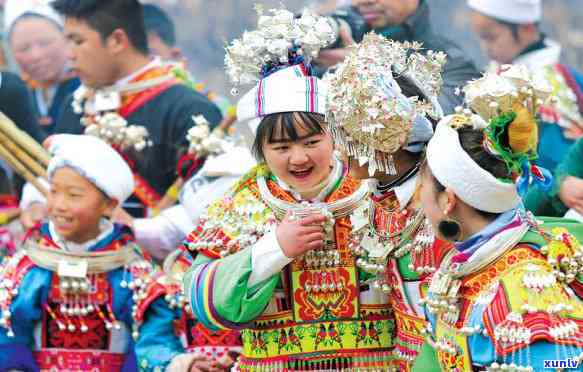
{"left": 185, "top": 248, "right": 279, "bottom": 330}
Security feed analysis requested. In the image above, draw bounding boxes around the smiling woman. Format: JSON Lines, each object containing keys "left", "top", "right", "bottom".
{"left": 253, "top": 112, "right": 334, "bottom": 200}
{"left": 5, "top": 0, "right": 80, "bottom": 135}
{"left": 180, "top": 6, "right": 395, "bottom": 370}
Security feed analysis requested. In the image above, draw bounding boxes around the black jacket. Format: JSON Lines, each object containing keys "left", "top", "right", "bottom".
{"left": 333, "top": 1, "right": 480, "bottom": 114}
{"left": 55, "top": 83, "right": 222, "bottom": 216}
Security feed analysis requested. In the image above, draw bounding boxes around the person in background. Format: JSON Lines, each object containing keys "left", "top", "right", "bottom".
{"left": 106, "top": 3, "right": 237, "bottom": 261}
{"left": 19, "top": 0, "right": 223, "bottom": 229}
{"left": 142, "top": 3, "right": 235, "bottom": 119}
{"left": 525, "top": 136, "right": 583, "bottom": 221}
{"left": 468, "top": 0, "right": 583, "bottom": 171}
{"left": 317, "top": 0, "right": 480, "bottom": 114}
{"left": 4, "top": 0, "right": 80, "bottom": 136}
{"left": 142, "top": 3, "right": 182, "bottom": 63}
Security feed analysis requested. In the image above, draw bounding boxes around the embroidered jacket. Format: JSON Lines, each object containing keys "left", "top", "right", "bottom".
{"left": 364, "top": 177, "right": 451, "bottom": 371}
{"left": 55, "top": 62, "right": 223, "bottom": 216}
{"left": 0, "top": 223, "right": 176, "bottom": 371}
{"left": 414, "top": 217, "right": 583, "bottom": 372}
{"left": 183, "top": 165, "right": 395, "bottom": 370}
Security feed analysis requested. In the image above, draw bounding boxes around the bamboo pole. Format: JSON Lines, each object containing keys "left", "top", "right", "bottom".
{"left": 218, "top": 115, "right": 237, "bottom": 132}
{"left": 0, "top": 111, "right": 50, "bottom": 167}
{"left": 0, "top": 141, "right": 48, "bottom": 196}
{"left": 0, "top": 130, "right": 47, "bottom": 178}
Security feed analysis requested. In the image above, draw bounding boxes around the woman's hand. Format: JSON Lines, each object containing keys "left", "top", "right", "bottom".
{"left": 276, "top": 212, "right": 327, "bottom": 259}
{"left": 189, "top": 355, "right": 219, "bottom": 372}
{"left": 167, "top": 353, "right": 221, "bottom": 372}
{"left": 559, "top": 176, "right": 583, "bottom": 215}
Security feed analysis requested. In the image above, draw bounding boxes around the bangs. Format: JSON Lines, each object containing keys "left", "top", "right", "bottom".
{"left": 252, "top": 112, "right": 326, "bottom": 160}
{"left": 265, "top": 112, "right": 325, "bottom": 143}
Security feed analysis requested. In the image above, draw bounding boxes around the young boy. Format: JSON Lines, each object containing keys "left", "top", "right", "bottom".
{"left": 0, "top": 135, "right": 187, "bottom": 371}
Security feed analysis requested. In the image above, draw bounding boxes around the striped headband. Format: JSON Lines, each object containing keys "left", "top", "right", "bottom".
{"left": 237, "top": 65, "right": 328, "bottom": 127}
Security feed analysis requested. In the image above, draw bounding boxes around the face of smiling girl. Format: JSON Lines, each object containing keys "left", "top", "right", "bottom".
{"left": 261, "top": 116, "right": 334, "bottom": 196}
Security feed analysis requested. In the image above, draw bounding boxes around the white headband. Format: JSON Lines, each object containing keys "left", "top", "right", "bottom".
{"left": 426, "top": 116, "right": 521, "bottom": 213}
{"left": 236, "top": 65, "right": 328, "bottom": 124}
{"left": 467, "top": 0, "right": 541, "bottom": 24}
{"left": 48, "top": 135, "right": 135, "bottom": 204}
{"left": 4, "top": 0, "right": 64, "bottom": 35}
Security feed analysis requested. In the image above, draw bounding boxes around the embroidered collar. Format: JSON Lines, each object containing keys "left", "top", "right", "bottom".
{"left": 372, "top": 166, "right": 420, "bottom": 210}
{"left": 115, "top": 57, "right": 162, "bottom": 87}
{"left": 44, "top": 219, "right": 129, "bottom": 253}
{"left": 272, "top": 156, "right": 344, "bottom": 202}
{"left": 69, "top": 59, "right": 172, "bottom": 152}
{"left": 452, "top": 208, "right": 523, "bottom": 263}
{"left": 513, "top": 38, "right": 562, "bottom": 70}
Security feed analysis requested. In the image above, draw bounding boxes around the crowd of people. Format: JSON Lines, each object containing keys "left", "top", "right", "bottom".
{"left": 0, "top": 0, "right": 581, "bottom": 371}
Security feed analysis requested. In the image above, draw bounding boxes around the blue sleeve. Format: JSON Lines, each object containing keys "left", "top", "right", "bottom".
{"left": 134, "top": 297, "right": 183, "bottom": 371}
{"left": 0, "top": 267, "right": 50, "bottom": 371}
{"left": 568, "top": 66, "right": 583, "bottom": 89}
{"left": 0, "top": 344, "right": 39, "bottom": 372}
{"left": 109, "top": 269, "right": 135, "bottom": 327}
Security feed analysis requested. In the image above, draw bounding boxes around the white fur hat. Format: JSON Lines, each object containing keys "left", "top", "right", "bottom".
{"left": 467, "top": 0, "right": 542, "bottom": 24}
{"left": 4, "top": 0, "right": 63, "bottom": 35}
{"left": 47, "top": 135, "right": 135, "bottom": 204}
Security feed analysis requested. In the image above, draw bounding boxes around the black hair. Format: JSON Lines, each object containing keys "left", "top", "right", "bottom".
{"left": 251, "top": 112, "right": 326, "bottom": 161}
{"left": 497, "top": 19, "right": 541, "bottom": 41}
{"left": 51, "top": 0, "right": 149, "bottom": 55}
{"left": 393, "top": 68, "right": 438, "bottom": 126}
{"left": 394, "top": 72, "right": 430, "bottom": 102}
{"left": 142, "top": 4, "right": 176, "bottom": 47}
{"left": 393, "top": 68, "right": 438, "bottom": 158}
{"left": 427, "top": 127, "right": 509, "bottom": 219}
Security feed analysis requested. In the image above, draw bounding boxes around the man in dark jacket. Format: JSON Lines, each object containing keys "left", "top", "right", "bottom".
{"left": 319, "top": 0, "right": 480, "bottom": 114}
{"left": 51, "top": 0, "right": 222, "bottom": 217}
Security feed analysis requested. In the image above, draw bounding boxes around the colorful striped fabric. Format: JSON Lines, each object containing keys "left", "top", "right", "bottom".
{"left": 238, "top": 64, "right": 327, "bottom": 124}
{"left": 188, "top": 260, "right": 249, "bottom": 332}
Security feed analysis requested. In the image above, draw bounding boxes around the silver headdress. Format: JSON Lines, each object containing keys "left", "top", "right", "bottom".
{"left": 463, "top": 64, "right": 552, "bottom": 122}
{"left": 224, "top": 5, "right": 337, "bottom": 89}
{"left": 326, "top": 33, "right": 446, "bottom": 176}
